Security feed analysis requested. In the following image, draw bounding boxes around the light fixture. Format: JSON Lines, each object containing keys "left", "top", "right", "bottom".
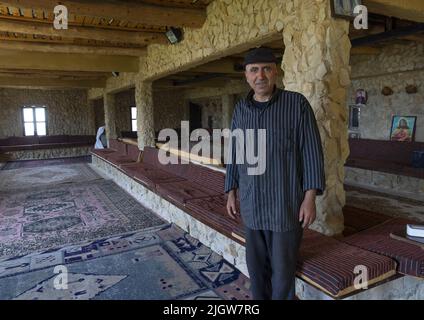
{"left": 165, "top": 27, "right": 183, "bottom": 44}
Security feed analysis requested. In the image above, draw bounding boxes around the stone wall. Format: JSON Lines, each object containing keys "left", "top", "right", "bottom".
{"left": 153, "top": 89, "right": 187, "bottom": 132}
{"left": 115, "top": 88, "right": 135, "bottom": 136}
{"left": 191, "top": 96, "right": 222, "bottom": 129}
{"left": 93, "top": 98, "right": 105, "bottom": 130}
{"left": 0, "top": 88, "right": 95, "bottom": 139}
{"left": 349, "top": 43, "right": 424, "bottom": 142}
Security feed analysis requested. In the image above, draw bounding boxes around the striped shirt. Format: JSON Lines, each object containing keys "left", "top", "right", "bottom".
{"left": 224, "top": 88, "right": 325, "bottom": 232}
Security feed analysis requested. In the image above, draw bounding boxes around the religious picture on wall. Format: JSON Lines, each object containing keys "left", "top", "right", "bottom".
{"left": 355, "top": 89, "right": 367, "bottom": 105}
{"left": 331, "top": 0, "right": 362, "bottom": 19}
{"left": 390, "top": 116, "right": 417, "bottom": 142}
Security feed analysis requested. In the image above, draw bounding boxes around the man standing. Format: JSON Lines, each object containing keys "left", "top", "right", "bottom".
{"left": 225, "top": 47, "right": 325, "bottom": 300}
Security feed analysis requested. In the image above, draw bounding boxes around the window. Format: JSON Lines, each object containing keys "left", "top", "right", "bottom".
{"left": 23, "top": 106, "right": 47, "bottom": 136}
{"left": 131, "top": 106, "right": 137, "bottom": 132}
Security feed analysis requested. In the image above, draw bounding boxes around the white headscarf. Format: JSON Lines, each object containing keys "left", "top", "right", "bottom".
{"left": 95, "top": 126, "right": 105, "bottom": 149}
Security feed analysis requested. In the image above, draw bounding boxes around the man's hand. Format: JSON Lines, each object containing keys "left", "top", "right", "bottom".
{"left": 226, "top": 189, "right": 239, "bottom": 220}
{"left": 299, "top": 189, "right": 317, "bottom": 228}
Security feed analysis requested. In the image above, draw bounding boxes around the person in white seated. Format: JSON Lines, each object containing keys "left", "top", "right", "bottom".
{"left": 95, "top": 126, "right": 107, "bottom": 149}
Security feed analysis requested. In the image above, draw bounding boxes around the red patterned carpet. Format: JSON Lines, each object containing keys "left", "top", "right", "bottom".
{"left": 0, "top": 179, "right": 166, "bottom": 258}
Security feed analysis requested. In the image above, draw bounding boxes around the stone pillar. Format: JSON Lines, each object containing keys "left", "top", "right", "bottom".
{"left": 135, "top": 81, "right": 155, "bottom": 150}
{"left": 87, "top": 99, "right": 96, "bottom": 135}
{"left": 104, "top": 92, "right": 117, "bottom": 145}
{"left": 222, "top": 94, "right": 235, "bottom": 129}
{"left": 282, "top": 0, "right": 351, "bottom": 235}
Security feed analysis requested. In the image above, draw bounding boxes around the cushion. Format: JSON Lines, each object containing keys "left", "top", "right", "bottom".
{"left": 8, "top": 136, "right": 39, "bottom": 146}
{"left": 155, "top": 180, "right": 221, "bottom": 204}
{"left": 298, "top": 229, "right": 397, "bottom": 298}
{"left": 142, "top": 146, "right": 160, "bottom": 166}
{"left": 127, "top": 144, "right": 141, "bottom": 162}
{"left": 38, "top": 135, "right": 69, "bottom": 144}
{"left": 343, "top": 206, "right": 393, "bottom": 236}
{"left": 142, "top": 146, "right": 189, "bottom": 177}
{"left": 68, "top": 135, "right": 95, "bottom": 144}
{"left": 341, "top": 218, "right": 424, "bottom": 278}
{"left": 0, "top": 138, "right": 11, "bottom": 146}
{"left": 185, "top": 164, "right": 225, "bottom": 194}
{"left": 185, "top": 195, "right": 244, "bottom": 244}
{"left": 121, "top": 163, "right": 185, "bottom": 189}
{"left": 109, "top": 139, "right": 126, "bottom": 154}
{"left": 103, "top": 153, "right": 136, "bottom": 167}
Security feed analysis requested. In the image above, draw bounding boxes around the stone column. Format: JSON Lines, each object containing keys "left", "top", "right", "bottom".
{"left": 282, "top": 0, "right": 351, "bottom": 235}
{"left": 222, "top": 94, "right": 235, "bottom": 129}
{"left": 135, "top": 81, "right": 155, "bottom": 150}
{"left": 104, "top": 92, "right": 117, "bottom": 146}
{"left": 87, "top": 98, "right": 96, "bottom": 135}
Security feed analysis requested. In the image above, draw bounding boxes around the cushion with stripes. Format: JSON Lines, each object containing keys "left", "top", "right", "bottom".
{"left": 341, "top": 218, "right": 424, "bottom": 278}
{"left": 298, "top": 229, "right": 397, "bottom": 298}
{"left": 185, "top": 195, "right": 244, "bottom": 244}
{"left": 155, "top": 180, "right": 221, "bottom": 204}
{"left": 121, "top": 163, "right": 185, "bottom": 190}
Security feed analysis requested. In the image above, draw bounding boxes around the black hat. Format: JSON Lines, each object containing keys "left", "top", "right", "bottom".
{"left": 243, "top": 47, "right": 277, "bottom": 67}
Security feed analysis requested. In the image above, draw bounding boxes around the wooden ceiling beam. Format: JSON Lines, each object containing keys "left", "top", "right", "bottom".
{"left": 0, "top": 75, "right": 106, "bottom": 88}
{"left": 0, "top": 39, "right": 147, "bottom": 56}
{"left": 0, "top": 68, "right": 109, "bottom": 77}
{"left": 0, "top": 49, "right": 139, "bottom": 72}
{"left": 363, "top": 0, "right": 424, "bottom": 23}
{"left": 0, "top": 0, "right": 206, "bottom": 28}
{"left": 0, "top": 13, "right": 166, "bottom": 33}
{"left": 0, "top": 19, "right": 168, "bottom": 45}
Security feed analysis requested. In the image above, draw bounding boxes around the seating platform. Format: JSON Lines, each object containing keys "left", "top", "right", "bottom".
{"left": 92, "top": 143, "right": 424, "bottom": 299}
{"left": 346, "top": 138, "right": 424, "bottom": 179}
{"left": 342, "top": 218, "right": 424, "bottom": 278}
{"left": 0, "top": 135, "right": 95, "bottom": 152}
{"left": 298, "top": 229, "right": 397, "bottom": 298}
{"left": 91, "top": 139, "right": 141, "bottom": 168}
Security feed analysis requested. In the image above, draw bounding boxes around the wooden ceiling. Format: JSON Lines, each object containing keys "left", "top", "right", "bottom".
{"left": 0, "top": 0, "right": 213, "bottom": 88}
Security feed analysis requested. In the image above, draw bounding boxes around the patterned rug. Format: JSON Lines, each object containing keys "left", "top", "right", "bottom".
{"left": 0, "top": 179, "right": 166, "bottom": 258}
{"left": 1, "top": 156, "right": 92, "bottom": 171}
{"left": 345, "top": 184, "right": 424, "bottom": 222}
{"left": 0, "top": 163, "right": 100, "bottom": 192}
{"left": 0, "top": 224, "right": 251, "bottom": 300}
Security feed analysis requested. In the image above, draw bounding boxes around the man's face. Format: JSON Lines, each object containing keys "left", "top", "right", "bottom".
{"left": 245, "top": 62, "right": 278, "bottom": 96}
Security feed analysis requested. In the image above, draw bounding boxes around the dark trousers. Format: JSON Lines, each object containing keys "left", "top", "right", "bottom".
{"left": 245, "top": 226, "right": 303, "bottom": 300}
